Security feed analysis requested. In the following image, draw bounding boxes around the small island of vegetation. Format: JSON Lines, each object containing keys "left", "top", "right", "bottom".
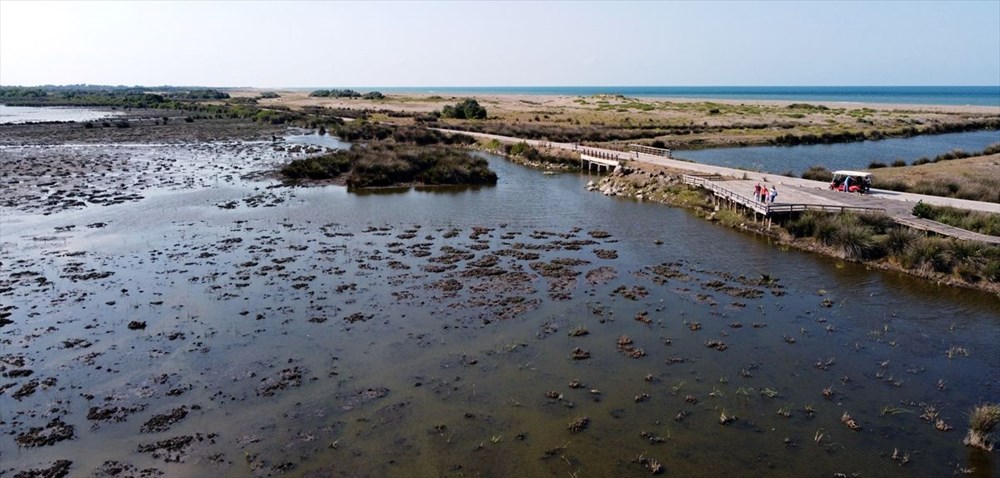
{"left": 280, "top": 125, "right": 497, "bottom": 189}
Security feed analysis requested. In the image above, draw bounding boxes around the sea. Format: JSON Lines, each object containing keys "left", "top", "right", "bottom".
{"left": 358, "top": 86, "right": 1000, "bottom": 107}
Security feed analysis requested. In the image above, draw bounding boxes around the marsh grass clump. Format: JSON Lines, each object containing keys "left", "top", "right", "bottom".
{"left": 834, "top": 221, "right": 880, "bottom": 260}
{"left": 801, "top": 165, "right": 833, "bottom": 182}
{"left": 963, "top": 403, "right": 1000, "bottom": 451}
{"left": 782, "top": 211, "right": 1000, "bottom": 284}
{"left": 912, "top": 203, "right": 1000, "bottom": 237}
{"left": 885, "top": 227, "right": 921, "bottom": 255}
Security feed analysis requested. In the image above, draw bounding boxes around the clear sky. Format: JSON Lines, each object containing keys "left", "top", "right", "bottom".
{"left": 1, "top": 0, "right": 998, "bottom": 87}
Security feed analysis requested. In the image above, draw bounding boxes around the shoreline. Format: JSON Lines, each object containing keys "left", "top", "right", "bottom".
{"left": 231, "top": 88, "right": 1000, "bottom": 114}
{"left": 584, "top": 161, "right": 999, "bottom": 296}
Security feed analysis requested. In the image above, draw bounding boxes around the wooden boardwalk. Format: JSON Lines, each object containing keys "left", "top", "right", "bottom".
{"left": 683, "top": 174, "right": 1000, "bottom": 244}
{"left": 431, "top": 128, "right": 1000, "bottom": 244}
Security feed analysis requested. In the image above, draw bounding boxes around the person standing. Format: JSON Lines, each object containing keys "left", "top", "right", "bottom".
{"left": 769, "top": 185, "right": 777, "bottom": 204}
{"left": 754, "top": 183, "right": 761, "bottom": 202}
{"left": 760, "top": 185, "right": 768, "bottom": 203}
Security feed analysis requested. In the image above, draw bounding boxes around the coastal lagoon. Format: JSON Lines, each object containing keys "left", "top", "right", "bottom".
{"left": 1, "top": 128, "right": 997, "bottom": 477}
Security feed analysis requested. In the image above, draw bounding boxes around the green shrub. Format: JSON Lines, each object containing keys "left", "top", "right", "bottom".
{"left": 814, "top": 216, "right": 840, "bottom": 246}
{"left": 857, "top": 212, "right": 895, "bottom": 234}
{"left": 912, "top": 201, "right": 933, "bottom": 219}
{"left": 835, "top": 223, "right": 879, "bottom": 260}
{"left": 868, "top": 161, "right": 887, "bottom": 169}
{"left": 441, "top": 98, "right": 487, "bottom": 120}
{"left": 786, "top": 212, "right": 819, "bottom": 238}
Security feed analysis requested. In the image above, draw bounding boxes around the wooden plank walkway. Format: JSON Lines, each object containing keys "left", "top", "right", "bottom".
{"left": 682, "top": 174, "right": 886, "bottom": 216}
{"left": 683, "top": 174, "right": 1000, "bottom": 244}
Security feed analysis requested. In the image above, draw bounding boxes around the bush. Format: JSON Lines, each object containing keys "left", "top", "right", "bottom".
{"left": 912, "top": 201, "right": 933, "bottom": 219}
{"left": 834, "top": 223, "right": 881, "bottom": 260}
{"left": 786, "top": 211, "right": 821, "bottom": 238}
{"left": 868, "top": 161, "right": 887, "bottom": 169}
{"left": 912, "top": 157, "right": 931, "bottom": 166}
{"left": 890, "top": 159, "right": 907, "bottom": 167}
{"left": 856, "top": 212, "right": 895, "bottom": 234}
{"left": 885, "top": 227, "right": 920, "bottom": 255}
{"left": 801, "top": 166, "right": 833, "bottom": 182}
{"left": 441, "top": 98, "right": 487, "bottom": 120}
{"left": 814, "top": 216, "right": 840, "bottom": 246}
{"left": 281, "top": 153, "right": 351, "bottom": 180}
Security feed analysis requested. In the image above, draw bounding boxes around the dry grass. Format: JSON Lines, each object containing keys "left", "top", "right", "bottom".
{"left": 964, "top": 403, "right": 1000, "bottom": 451}
{"left": 251, "top": 90, "right": 999, "bottom": 150}
{"left": 868, "top": 154, "right": 1000, "bottom": 203}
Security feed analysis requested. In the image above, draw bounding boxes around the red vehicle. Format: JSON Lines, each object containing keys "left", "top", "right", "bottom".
{"left": 829, "top": 171, "right": 872, "bottom": 194}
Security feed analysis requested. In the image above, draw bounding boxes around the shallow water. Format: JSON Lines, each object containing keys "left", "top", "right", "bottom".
{"left": 0, "top": 105, "right": 123, "bottom": 124}
{"left": 0, "top": 140, "right": 997, "bottom": 477}
{"left": 674, "top": 130, "right": 1000, "bottom": 176}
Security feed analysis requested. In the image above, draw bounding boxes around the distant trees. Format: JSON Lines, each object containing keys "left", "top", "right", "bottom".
{"left": 309, "top": 89, "right": 384, "bottom": 99}
{"left": 441, "top": 98, "right": 487, "bottom": 120}
{"left": 180, "top": 89, "right": 230, "bottom": 100}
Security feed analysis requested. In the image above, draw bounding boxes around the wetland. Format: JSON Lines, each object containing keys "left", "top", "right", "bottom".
{"left": 1, "top": 108, "right": 998, "bottom": 477}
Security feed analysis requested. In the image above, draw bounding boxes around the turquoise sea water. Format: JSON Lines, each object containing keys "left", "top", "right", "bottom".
{"left": 357, "top": 86, "right": 1000, "bottom": 107}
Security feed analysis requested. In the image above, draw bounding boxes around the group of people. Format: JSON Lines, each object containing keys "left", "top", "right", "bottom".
{"left": 753, "top": 183, "right": 777, "bottom": 204}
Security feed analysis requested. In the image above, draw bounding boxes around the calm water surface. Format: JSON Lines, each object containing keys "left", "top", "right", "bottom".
{"left": 1, "top": 140, "right": 997, "bottom": 477}
{"left": 675, "top": 130, "right": 1000, "bottom": 176}
{"left": 0, "top": 104, "right": 122, "bottom": 124}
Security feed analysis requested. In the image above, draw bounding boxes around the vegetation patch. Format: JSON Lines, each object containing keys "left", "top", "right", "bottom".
{"left": 281, "top": 125, "right": 496, "bottom": 189}
{"left": 784, "top": 210, "right": 999, "bottom": 283}
{"left": 911, "top": 202, "right": 1000, "bottom": 236}
{"left": 868, "top": 149, "right": 1000, "bottom": 203}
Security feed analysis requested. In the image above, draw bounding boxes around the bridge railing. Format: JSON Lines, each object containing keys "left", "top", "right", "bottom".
{"left": 628, "top": 143, "right": 672, "bottom": 158}
{"left": 683, "top": 174, "right": 886, "bottom": 216}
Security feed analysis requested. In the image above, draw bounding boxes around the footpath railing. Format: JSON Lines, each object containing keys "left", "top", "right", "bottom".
{"left": 684, "top": 174, "right": 769, "bottom": 214}
{"left": 683, "top": 175, "right": 886, "bottom": 217}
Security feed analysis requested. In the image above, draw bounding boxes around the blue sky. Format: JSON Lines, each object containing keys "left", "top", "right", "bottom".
{"left": 1, "top": 0, "right": 998, "bottom": 87}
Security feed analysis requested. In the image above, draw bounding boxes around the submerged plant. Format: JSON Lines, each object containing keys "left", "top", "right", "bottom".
{"left": 963, "top": 403, "right": 1000, "bottom": 451}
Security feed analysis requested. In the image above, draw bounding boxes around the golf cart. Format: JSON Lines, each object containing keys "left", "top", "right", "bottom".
{"left": 830, "top": 170, "right": 872, "bottom": 194}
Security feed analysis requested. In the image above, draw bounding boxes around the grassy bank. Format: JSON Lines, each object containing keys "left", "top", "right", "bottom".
{"left": 868, "top": 152, "right": 1000, "bottom": 203}
{"left": 785, "top": 210, "right": 999, "bottom": 283}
